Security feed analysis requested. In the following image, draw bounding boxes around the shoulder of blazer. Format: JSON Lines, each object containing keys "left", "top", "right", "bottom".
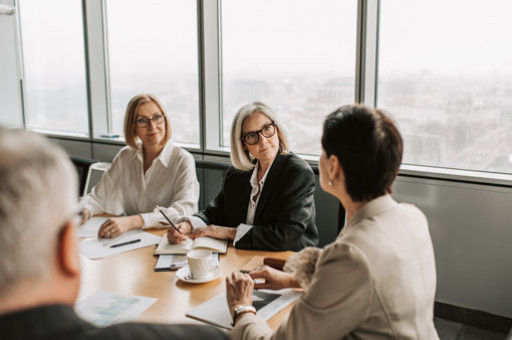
{"left": 277, "top": 152, "right": 314, "bottom": 177}
{"left": 224, "top": 165, "right": 252, "bottom": 184}
{"left": 262, "top": 152, "right": 313, "bottom": 188}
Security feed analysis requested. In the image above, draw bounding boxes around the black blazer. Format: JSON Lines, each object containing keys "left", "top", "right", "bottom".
{"left": 195, "top": 152, "right": 318, "bottom": 251}
{"left": 0, "top": 304, "right": 228, "bottom": 340}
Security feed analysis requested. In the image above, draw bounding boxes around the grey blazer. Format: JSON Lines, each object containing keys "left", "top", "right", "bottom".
{"left": 232, "top": 195, "right": 440, "bottom": 340}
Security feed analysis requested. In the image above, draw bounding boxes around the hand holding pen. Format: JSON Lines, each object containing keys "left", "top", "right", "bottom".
{"left": 156, "top": 206, "right": 191, "bottom": 245}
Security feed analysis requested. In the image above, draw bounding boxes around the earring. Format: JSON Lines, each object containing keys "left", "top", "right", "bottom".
{"left": 328, "top": 179, "right": 333, "bottom": 187}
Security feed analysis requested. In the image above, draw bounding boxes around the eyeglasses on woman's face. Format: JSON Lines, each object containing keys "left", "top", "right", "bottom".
{"left": 241, "top": 121, "right": 276, "bottom": 145}
{"left": 134, "top": 114, "right": 164, "bottom": 128}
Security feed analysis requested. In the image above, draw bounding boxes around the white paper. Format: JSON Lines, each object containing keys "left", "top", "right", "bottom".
{"left": 75, "top": 291, "right": 157, "bottom": 327}
{"left": 76, "top": 217, "right": 109, "bottom": 238}
{"left": 79, "top": 230, "right": 161, "bottom": 259}
{"left": 186, "top": 289, "right": 302, "bottom": 329}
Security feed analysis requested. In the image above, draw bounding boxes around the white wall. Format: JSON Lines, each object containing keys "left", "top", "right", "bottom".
{"left": 394, "top": 176, "right": 512, "bottom": 318}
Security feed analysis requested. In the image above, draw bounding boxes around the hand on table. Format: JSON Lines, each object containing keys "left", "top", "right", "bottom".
{"left": 97, "top": 215, "right": 143, "bottom": 238}
{"left": 80, "top": 208, "right": 91, "bottom": 225}
{"left": 166, "top": 221, "right": 192, "bottom": 244}
{"left": 189, "top": 225, "right": 236, "bottom": 241}
{"left": 248, "top": 265, "right": 299, "bottom": 291}
{"left": 226, "top": 271, "right": 254, "bottom": 319}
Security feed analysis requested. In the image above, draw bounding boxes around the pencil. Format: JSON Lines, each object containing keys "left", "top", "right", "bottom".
{"left": 157, "top": 206, "right": 181, "bottom": 234}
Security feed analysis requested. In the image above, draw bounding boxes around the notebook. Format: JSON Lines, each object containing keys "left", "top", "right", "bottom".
{"left": 154, "top": 235, "right": 228, "bottom": 255}
{"left": 186, "top": 289, "right": 302, "bottom": 329}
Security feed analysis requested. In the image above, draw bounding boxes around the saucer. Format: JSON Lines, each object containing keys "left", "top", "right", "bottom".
{"left": 176, "top": 266, "right": 221, "bottom": 284}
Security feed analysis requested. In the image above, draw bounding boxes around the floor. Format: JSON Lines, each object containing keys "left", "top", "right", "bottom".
{"left": 435, "top": 317, "right": 509, "bottom": 340}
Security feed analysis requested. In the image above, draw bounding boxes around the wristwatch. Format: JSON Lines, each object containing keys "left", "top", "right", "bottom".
{"left": 232, "top": 305, "right": 256, "bottom": 325}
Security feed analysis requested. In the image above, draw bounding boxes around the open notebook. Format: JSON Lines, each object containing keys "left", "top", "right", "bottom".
{"left": 154, "top": 235, "right": 227, "bottom": 255}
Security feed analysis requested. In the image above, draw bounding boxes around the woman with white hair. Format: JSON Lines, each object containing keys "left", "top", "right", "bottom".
{"left": 167, "top": 102, "right": 318, "bottom": 251}
{"left": 81, "top": 94, "right": 199, "bottom": 238}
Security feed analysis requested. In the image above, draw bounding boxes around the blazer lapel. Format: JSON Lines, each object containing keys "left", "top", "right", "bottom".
{"left": 254, "top": 153, "right": 286, "bottom": 222}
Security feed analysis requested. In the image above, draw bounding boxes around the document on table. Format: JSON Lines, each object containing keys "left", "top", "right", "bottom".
{"left": 186, "top": 289, "right": 302, "bottom": 330}
{"left": 75, "top": 217, "right": 109, "bottom": 238}
{"left": 79, "top": 230, "right": 161, "bottom": 259}
{"left": 75, "top": 291, "right": 157, "bottom": 327}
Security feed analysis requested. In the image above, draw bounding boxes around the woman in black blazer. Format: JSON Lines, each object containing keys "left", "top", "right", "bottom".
{"left": 167, "top": 102, "right": 318, "bottom": 251}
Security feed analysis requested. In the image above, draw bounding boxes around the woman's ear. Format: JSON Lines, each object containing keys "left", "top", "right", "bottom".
{"left": 328, "top": 154, "right": 341, "bottom": 181}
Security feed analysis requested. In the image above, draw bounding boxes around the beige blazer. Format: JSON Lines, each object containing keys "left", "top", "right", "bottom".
{"left": 232, "top": 195, "right": 439, "bottom": 340}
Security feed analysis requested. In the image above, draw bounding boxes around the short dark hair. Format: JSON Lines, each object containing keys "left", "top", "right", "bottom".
{"left": 321, "top": 104, "right": 403, "bottom": 202}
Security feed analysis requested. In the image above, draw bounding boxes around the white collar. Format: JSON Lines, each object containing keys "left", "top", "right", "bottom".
{"left": 249, "top": 161, "right": 272, "bottom": 188}
{"left": 134, "top": 140, "right": 174, "bottom": 168}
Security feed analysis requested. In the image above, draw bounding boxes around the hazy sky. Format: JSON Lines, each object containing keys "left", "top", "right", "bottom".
{"left": 379, "top": 0, "right": 512, "bottom": 76}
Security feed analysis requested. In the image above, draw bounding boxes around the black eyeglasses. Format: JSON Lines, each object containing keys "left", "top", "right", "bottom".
{"left": 241, "top": 122, "right": 276, "bottom": 145}
{"left": 134, "top": 114, "right": 165, "bottom": 128}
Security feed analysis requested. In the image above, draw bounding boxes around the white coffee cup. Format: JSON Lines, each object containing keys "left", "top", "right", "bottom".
{"left": 187, "top": 250, "right": 219, "bottom": 280}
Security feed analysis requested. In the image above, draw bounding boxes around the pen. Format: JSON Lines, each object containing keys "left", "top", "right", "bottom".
{"left": 157, "top": 207, "right": 181, "bottom": 234}
{"left": 110, "top": 239, "right": 141, "bottom": 248}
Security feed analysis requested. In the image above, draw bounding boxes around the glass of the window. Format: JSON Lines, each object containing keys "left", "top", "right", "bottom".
{"left": 18, "top": 0, "right": 89, "bottom": 136}
{"left": 105, "top": 0, "right": 199, "bottom": 146}
{"left": 221, "top": 0, "right": 357, "bottom": 155}
{"left": 378, "top": 0, "right": 512, "bottom": 173}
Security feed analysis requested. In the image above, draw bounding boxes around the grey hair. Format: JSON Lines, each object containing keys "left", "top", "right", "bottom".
{"left": 0, "top": 127, "right": 77, "bottom": 294}
{"left": 230, "top": 102, "right": 289, "bottom": 171}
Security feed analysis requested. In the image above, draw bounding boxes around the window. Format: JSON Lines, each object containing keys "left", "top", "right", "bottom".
{"left": 221, "top": 0, "right": 357, "bottom": 155}
{"left": 18, "top": 0, "right": 89, "bottom": 135}
{"left": 105, "top": 0, "right": 200, "bottom": 146}
{"left": 378, "top": 0, "right": 512, "bottom": 173}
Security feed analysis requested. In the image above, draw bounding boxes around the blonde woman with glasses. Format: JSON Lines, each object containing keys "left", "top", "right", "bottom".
{"left": 81, "top": 94, "right": 199, "bottom": 238}
{"left": 167, "top": 102, "right": 318, "bottom": 251}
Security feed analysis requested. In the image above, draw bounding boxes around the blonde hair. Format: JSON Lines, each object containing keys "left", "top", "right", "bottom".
{"left": 230, "top": 102, "right": 289, "bottom": 171}
{"left": 123, "top": 94, "right": 171, "bottom": 149}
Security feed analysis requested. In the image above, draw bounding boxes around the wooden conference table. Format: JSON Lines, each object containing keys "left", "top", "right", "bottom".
{"left": 78, "top": 230, "right": 295, "bottom": 329}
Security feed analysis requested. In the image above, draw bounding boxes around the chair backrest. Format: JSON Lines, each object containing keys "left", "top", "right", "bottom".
{"left": 83, "top": 162, "right": 111, "bottom": 196}
{"left": 70, "top": 156, "right": 98, "bottom": 197}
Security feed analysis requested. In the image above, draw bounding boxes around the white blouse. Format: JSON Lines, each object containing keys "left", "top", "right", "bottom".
{"left": 84, "top": 140, "right": 199, "bottom": 228}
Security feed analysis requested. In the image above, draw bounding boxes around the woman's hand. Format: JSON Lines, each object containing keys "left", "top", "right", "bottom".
{"left": 189, "top": 225, "right": 236, "bottom": 241}
{"left": 226, "top": 272, "right": 254, "bottom": 319}
{"left": 97, "top": 215, "right": 143, "bottom": 238}
{"left": 249, "top": 265, "right": 300, "bottom": 291}
{"left": 166, "top": 221, "right": 192, "bottom": 244}
{"left": 80, "top": 208, "right": 91, "bottom": 225}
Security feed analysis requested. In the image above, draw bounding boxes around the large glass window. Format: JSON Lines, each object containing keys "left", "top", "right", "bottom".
{"left": 105, "top": 0, "right": 199, "bottom": 146}
{"left": 379, "top": 0, "right": 512, "bottom": 173}
{"left": 221, "top": 0, "right": 357, "bottom": 155}
{"left": 18, "top": 0, "right": 89, "bottom": 135}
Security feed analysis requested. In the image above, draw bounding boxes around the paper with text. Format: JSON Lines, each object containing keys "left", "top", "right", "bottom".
{"left": 80, "top": 231, "right": 161, "bottom": 259}
{"left": 75, "top": 291, "right": 157, "bottom": 327}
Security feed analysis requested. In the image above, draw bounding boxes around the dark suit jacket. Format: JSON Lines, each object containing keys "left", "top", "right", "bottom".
{"left": 195, "top": 152, "right": 318, "bottom": 251}
{"left": 0, "top": 304, "right": 228, "bottom": 340}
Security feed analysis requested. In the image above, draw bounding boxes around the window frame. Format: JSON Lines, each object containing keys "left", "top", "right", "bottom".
{"left": 5, "top": 0, "right": 511, "bottom": 186}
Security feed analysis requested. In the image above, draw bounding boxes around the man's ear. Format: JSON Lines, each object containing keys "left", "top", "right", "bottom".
{"left": 58, "top": 221, "right": 80, "bottom": 277}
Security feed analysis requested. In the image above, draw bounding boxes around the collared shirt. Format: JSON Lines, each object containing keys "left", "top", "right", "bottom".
{"left": 188, "top": 161, "right": 272, "bottom": 245}
{"left": 84, "top": 140, "right": 199, "bottom": 228}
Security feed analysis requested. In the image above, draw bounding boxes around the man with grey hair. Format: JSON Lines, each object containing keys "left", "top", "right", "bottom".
{"left": 0, "top": 127, "right": 227, "bottom": 340}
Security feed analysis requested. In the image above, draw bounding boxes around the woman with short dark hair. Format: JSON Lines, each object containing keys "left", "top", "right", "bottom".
{"left": 226, "top": 104, "right": 439, "bottom": 339}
